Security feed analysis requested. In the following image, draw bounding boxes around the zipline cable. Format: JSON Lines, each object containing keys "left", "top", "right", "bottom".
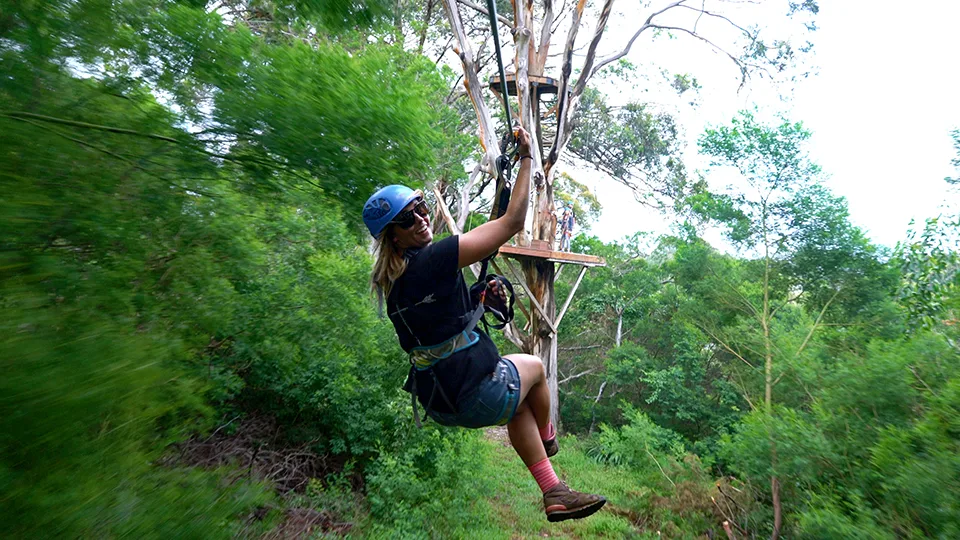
{"left": 483, "top": 0, "right": 517, "bottom": 221}
{"left": 485, "top": 0, "right": 514, "bottom": 151}
{"left": 467, "top": 0, "right": 518, "bottom": 335}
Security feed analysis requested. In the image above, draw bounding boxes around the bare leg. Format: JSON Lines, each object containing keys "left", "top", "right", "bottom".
{"left": 504, "top": 353, "right": 551, "bottom": 466}
{"left": 504, "top": 355, "right": 606, "bottom": 522}
{"left": 507, "top": 401, "right": 546, "bottom": 467}
{"left": 504, "top": 353, "right": 550, "bottom": 431}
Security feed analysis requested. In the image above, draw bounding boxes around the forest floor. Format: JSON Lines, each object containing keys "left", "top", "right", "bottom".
{"left": 472, "top": 428, "right": 656, "bottom": 539}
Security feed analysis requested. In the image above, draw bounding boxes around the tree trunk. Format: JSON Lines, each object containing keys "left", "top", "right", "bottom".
{"left": 616, "top": 310, "right": 623, "bottom": 347}
{"left": 524, "top": 257, "right": 558, "bottom": 425}
{"left": 762, "top": 205, "right": 782, "bottom": 539}
{"left": 771, "top": 465, "right": 782, "bottom": 539}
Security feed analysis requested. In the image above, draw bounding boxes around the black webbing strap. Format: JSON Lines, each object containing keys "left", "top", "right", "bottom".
{"left": 409, "top": 305, "right": 486, "bottom": 427}
{"left": 485, "top": 0, "right": 513, "bottom": 149}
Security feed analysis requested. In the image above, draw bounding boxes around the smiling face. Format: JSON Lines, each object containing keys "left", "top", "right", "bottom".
{"left": 389, "top": 198, "right": 432, "bottom": 251}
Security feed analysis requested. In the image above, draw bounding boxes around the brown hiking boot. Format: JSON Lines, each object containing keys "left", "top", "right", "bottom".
{"left": 543, "top": 482, "right": 606, "bottom": 522}
{"left": 543, "top": 436, "right": 559, "bottom": 458}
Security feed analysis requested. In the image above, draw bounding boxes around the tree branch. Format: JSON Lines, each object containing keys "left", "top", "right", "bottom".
{"left": 537, "top": 0, "right": 556, "bottom": 73}
{"left": 440, "top": 0, "right": 501, "bottom": 175}
{"left": 559, "top": 344, "right": 603, "bottom": 351}
{"left": 589, "top": 0, "right": 684, "bottom": 78}
{"left": 558, "top": 367, "right": 596, "bottom": 384}
{"left": 455, "top": 0, "right": 511, "bottom": 26}
{"left": 3, "top": 111, "right": 179, "bottom": 143}
{"left": 647, "top": 25, "right": 748, "bottom": 87}
{"left": 546, "top": 0, "right": 586, "bottom": 167}
{"left": 457, "top": 163, "right": 485, "bottom": 230}
{"left": 571, "top": 0, "right": 617, "bottom": 99}
{"left": 770, "top": 289, "right": 805, "bottom": 318}
{"left": 676, "top": 3, "right": 754, "bottom": 36}
{"left": 700, "top": 325, "right": 759, "bottom": 372}
{"left": 794, "top": 288, "right": 840, "bottom": 358}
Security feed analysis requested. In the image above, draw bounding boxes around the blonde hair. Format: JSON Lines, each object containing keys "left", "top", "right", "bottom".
{"left": 370, "top": 189, "right": 423, "bottom": 305}
{"left": 371, "top": 232, "right": 407, "bottom": 302}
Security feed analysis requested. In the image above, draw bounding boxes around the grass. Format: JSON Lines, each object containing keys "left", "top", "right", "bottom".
{"left": 474, "top": 434, "right": 654, "bottom": 539}
{"left": 335, "top": 428, "right": 727, "bottom": 539}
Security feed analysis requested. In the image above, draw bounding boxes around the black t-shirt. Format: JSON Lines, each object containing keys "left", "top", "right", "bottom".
{"left": 386, "top": 235, "right": 501, "bottom": 413}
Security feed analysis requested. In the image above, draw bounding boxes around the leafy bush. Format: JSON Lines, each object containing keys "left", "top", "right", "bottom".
{"left": 363, "top": 428, "right": 494, "bottom": 538}
{"left": 794, "top": 495, "right": 893, "bottom": 540}
{"left": 588, "top": 406, "right": 685, "bottom": 470}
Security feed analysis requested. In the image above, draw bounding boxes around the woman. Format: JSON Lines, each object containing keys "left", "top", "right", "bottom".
{"left": 362, "top": 128, "right": 605, "bottom": 522}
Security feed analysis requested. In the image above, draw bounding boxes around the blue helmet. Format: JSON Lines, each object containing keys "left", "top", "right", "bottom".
{"left": 362, "top": 185, "right": 420, "bottom": 238}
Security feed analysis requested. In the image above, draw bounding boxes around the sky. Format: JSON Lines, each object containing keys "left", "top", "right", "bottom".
{"left": 577, "top": 1, "right": 960, "bottom": 250}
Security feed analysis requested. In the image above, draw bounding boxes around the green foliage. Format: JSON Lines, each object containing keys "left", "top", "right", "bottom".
{"left": 868, "top": 364, "right": 960, "bottom": 536}
{"left": 265, "top": 0, "right": 393, "bottom": 32}
{"left": 948, "top": 129, "right": 960, "bottom": 185}
{"left": 569, "top": 88, "right": 689, "bottom": 209}
{"left": 697, "top": 110, "right": 822, "bottom": 250}
{"left": 783, "top": 184, "right": 899, "bottom": 321}
{"left": 590, "top": 407, "right": 685, "bottom": 469}
{"left": 794, "top": 495, "right": 892, "bottom": 540}
{"left": 719, "top": 407, "right": 837, "bottom": 493}
{"left": 553, "top": 172, "right": 602, "bottom": 231}
{"left": 4, "top": 1, "right": 960, "bottom": 538}
{"left": 364, "top": 428, "right": 495, "bottom": 538}
{"left": 896, "top": 214, "right": 960, "bottom": 331}
{"left": 0, "top": 72, "right": 274, "bottom": 535}
{"left": 2, "top": 0, "right": 458, "bottom": 534}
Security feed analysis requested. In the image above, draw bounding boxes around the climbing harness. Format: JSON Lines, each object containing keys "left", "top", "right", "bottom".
{"left": 401, "top": 0, "right": 524, "bottom": 427}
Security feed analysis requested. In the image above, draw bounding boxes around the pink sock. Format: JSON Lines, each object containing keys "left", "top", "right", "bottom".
{"left": 528, "top": 458, "right": 561, "bottom": 493}
{"left": 539, "top": 422, "right": 555, "bottom": 441}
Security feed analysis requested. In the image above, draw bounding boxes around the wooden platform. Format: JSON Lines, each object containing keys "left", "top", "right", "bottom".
{"left": 489, "top": 73, "right": 564, "bottom": 98}
{"left": 499, "top": 244, "right": 606, "bottom": 267}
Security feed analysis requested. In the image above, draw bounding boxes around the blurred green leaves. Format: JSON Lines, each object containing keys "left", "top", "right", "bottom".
{"left": 1, "top": 0, "right": 457, "bottom": 534}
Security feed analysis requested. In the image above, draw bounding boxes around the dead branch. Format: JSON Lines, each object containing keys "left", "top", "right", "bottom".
{"left": 457, "top": 164, "right": 485, "bottom": 230}
{"left": 558, "top": 367, "right": 596, "bottom": 384}
{"left": 440, "top": 0, "right": 502, "bottom": 175}
{"left": 456, "top": 0, "right": 511, "bottom": 26}
{"left": 722, "top": 520, "right": 737, "bottom": 540}
{"left": 648, "top": 446, "right": 676, "bottom": 488}
{"left": 589, "top": 1, "right": 684, "bottom": 81}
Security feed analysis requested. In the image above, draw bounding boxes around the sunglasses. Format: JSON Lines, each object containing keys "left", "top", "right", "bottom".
{"left": 390, "top": 199, "right": 429, "bottom": 229}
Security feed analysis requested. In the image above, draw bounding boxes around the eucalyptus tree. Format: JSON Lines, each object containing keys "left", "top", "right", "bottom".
{"left": 695, "top": 110, "right": 896, "bottom": 538}
{"left": 429, "top": 0, "right": 819, "bottom": 425}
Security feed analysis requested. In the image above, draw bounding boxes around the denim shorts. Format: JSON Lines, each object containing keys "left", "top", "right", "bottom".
{"left": 427, "top": 358, "right": 521, "bottom": 429}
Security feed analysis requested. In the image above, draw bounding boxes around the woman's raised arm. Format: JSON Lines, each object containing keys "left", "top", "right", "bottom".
{"left": 458, "top": 127, "right": 533, "bottom": 269}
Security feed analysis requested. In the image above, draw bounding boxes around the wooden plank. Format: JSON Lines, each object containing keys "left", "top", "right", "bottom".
{"left": 490, "top": 73, "right": 561, "bottom": 97}
{"left": 499, "top": 244, "right": 606, "bottom": 267}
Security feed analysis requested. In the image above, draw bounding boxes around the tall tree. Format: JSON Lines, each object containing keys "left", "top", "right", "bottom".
{"left": 696, "top": 110, "right": 826, "bottom": 538}
{"left": 433, "top": 0, "right": 819, "bottom": 424}
{"left": 897, "top": 129, "right": 960, "bottom": 331}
